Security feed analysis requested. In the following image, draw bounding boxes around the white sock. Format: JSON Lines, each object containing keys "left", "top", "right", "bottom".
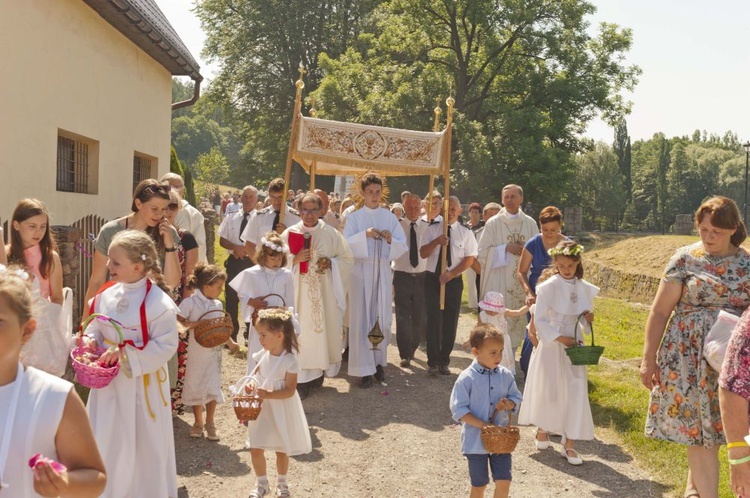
{"left": 277, "top": 475, "right": 287, "bottom": 485}
{"left": 257, "top": 476, "right": 268, "bottom": 488}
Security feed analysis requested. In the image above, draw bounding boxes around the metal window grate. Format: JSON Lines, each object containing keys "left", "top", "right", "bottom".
{"left": 133, "top": 155, "right": 152, "bottom": 192}
{"left": 56, "top": 136, "right": 89, "bottom": 193}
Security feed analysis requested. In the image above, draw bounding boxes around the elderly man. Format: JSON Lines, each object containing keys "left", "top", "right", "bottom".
{"left": 477, "top": 185, "right": 538, "bottom": 357}
{"left": 218, "top": 185, "right": 258, "bottom": 341}
{"left": 161, "top": 173, "right": 208, "bottom": 263}
{"left": 282, "top": 192, "right": 353, "bottom": 399}
{"left": 420, "top": 196, "right": 477, "bottom": 375}
{"left": 241, "top": 178, "right": 300, "bottom": 262}
{"left": 392, "top": 193, "right": 428, "bottom": 368}
{"left": 315, "top": 188, "right": 340, "bottom": 230}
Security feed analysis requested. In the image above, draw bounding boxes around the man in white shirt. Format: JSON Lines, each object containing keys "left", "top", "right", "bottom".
{"left": 161, "top": 173, "right": 208, "bottom": 263}
{"left": 392, "top": 193, "right": 428, "bottom": 368}
{"left": 225, "top": 193, "right": 242, "bottom": 216}
{"left": 218, "top": 186, "right": 258, "bottom": 341}
{"left": 477, "top": 185, "right": 538, "bottom": 354}
{"left": 315, "top": 188, "right": 340, "bottom": 230}
{"left": 420, "top": 196, "right": 478, "bottom": 376}
{"left": 241, "top": 178, "right": 300, "bottom": 262}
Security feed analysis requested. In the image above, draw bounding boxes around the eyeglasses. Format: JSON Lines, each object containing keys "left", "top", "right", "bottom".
{"left": 300, "top": 208, "right": 319, "bottom": 215}
{"left": 167, "top": 203, "right": 180, "bottom": 211}
{"left": 143, "top": 184, "right": 171, "bottom": 194}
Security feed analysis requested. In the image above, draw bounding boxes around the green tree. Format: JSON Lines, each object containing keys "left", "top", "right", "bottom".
{"left": 193, "top": 147, "right": 230, "bottom": 201}
{"left": 195, "top": 0, "right": 379, "bottom": 179}
{"left": 613, "top": 118, "right": 632, "bottom": 202}
{"left": 313, "top": 0, "right": 640, "bottom": 204}
{"left": 574, "top": 142, "right": 625, "bottom": 230}
{"left": 654, "top": 133, "right": 670, "bottom": 234}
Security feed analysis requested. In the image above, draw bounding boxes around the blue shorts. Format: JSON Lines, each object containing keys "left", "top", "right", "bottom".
{"left": 466, "top": 453, "right": 512, "bottom": 487}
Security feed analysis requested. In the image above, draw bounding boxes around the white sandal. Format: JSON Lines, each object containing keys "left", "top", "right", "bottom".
{"left": 249, "top": 485, "right": 268, "bottom": 498}
{"left": 559, "top": 436, "right": 583, "bottom": 465}
{"left": 535, "top": 429, "right": 550, "bottom": 450}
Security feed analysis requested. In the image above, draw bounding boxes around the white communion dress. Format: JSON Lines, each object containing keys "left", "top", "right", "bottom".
{"left": 178, "top": 289, "right": 225, "bottom": 406}
{"left": 84, "top": 277, "right": 180, "bottom": 498}
{"left": 518, "top": 275, "right": 599, "bottom": 440}
{"left": 246, "top": 350, "right": 312, "bottom": 456}
{"left": 0, "top": 363, "right": 71, "bottom": 497}
{"left": 479, "top": 310, "right": 515, "bottom": 374}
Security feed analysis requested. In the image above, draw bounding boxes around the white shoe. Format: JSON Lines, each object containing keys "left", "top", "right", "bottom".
{"left": 534, "top": 430, "right": 550, "bottom": 450}
{"left": 559, "top": 437, "right": 583, "bottom": 466}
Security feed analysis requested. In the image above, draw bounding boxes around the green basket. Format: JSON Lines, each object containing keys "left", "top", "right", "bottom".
{"left": 565, "top": 313, "right": 604, "bottom": 366}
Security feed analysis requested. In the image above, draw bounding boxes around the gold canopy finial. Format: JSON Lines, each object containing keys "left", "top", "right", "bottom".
{"left": 296, "top": 65, "right": 306, "bottom": 90}
{"left": 433, "top": 96, "right": 442, "bottom": 132}
{"left": 309, "top": 95, "right": 317, "bottom": 118}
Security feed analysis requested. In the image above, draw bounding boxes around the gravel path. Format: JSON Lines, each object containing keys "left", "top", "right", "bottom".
{"left": 175, "top": 309, "right": 669, "bottom": 498}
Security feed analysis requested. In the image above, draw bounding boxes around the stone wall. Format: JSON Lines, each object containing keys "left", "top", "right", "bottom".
{"left": 52, "top": 225, "right": 82, "bottom": 326}
{"left": 585, "top": 259, "right": 660, "bottom": 305}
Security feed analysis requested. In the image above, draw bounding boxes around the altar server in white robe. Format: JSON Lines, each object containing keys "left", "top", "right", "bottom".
{"left": 343, "top": 173, "right": 407, "bottom": 388}
{"left": 82, "top": 231, "right": 179, "bottom": 498}
{"left": 283, "top": 193, "right": 353, "bottom": 398}
{"left": 518, "top": 240, "right": 598, "bottom": 466}
{"left": 478, "top": 184, "right": 538, "bottom": 354}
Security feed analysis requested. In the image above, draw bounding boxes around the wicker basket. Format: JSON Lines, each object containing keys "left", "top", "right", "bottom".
{"left": 71, "top": 313, "right": 123, "bottom": 389}
{"left": 565, "top": 313, "right": 604, "bottom": 366}
{"left": 230, "top": 374, "right": 263, "bottom": 421}
{"left": 193, "top": 310, "right": 233, "bottom": 348}
{"left": 250, "top": 293, "right": 287, "bottom": 326}
{"left": 480, "top": 409, "right": 520, "bottom": 454}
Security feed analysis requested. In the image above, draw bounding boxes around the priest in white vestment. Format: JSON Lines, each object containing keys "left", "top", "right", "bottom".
{"left": 282, "top": 193, "right": 353, "bottom": 399}
{"left": 477, "top": 185, "right": 539, "bottom": 354}
{"left": 343, "top": 174, "right": 407, "bottom": 388}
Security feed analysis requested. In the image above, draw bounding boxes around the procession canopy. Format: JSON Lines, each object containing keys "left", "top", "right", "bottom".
{"left": 293, "top": 116, "right": 448, "bottom": 176}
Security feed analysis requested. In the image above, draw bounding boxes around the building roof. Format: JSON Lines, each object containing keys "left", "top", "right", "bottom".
{"left": 83, "top": 0, "right": 202, "bottom": 81}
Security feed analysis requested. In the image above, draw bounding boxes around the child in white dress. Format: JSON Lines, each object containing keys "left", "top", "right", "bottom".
{"left": 245, "top": 307, "right": 311, "bottom": 498}
{"left": 81, "top": 230, "right": 180, "bottom": 497}
{"left": 517, "top": 240, "right": 598, "bottom": 466}
{"left": 229, "top": 232, "right": 295, "bottom": 373}
{"left": 475, "top": 291, "right": 528, "bottom": 375}
{"left": 179, "top": 263, "right": 237, "bottom": 441}
{"left": 0, "top": 270, "right": 106, "bottom": 497}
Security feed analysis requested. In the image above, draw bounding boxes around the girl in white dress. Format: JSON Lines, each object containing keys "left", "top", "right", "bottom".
{"left": 229, "top": 232, "right": 295, "bottom": 373}
{"left": 517, "top": 240, "right": 598, "bottom": 466}
{"left": 81, "top": 230, "right": 180, "bottom": 497}
{"left": 0, "top": 269, "right": 106, "bottom": 497}
{"left": 179, "top": 263, "right": 237, "bottom": 441}
{"left": 475, "top": 291, "right": 528, "bottom": 374}
{"left": 246, "top": 307, "right": 311, "bottom": 498}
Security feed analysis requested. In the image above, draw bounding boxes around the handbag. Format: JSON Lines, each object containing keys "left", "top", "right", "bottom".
{"left": 704, "top": 310, "right": 740, "bottom": 371}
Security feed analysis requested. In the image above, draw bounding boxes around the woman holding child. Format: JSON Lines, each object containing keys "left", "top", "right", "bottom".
{"left": 641, "top": 196, "right": 750, "bottom": 498}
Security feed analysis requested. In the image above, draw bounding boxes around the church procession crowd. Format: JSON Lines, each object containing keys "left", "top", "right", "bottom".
{"left": 5, "top": 171, "right": 750, "bottom": 498}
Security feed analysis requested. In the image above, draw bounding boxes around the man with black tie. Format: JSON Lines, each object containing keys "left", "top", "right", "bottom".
{"left": 420, "top": 196, "right": 478, "bottom": 376}
{"left": 218, "top": 185, "right": 258, "bottom": 341}
{"left": 241, "top": 178, "right": 301, "bottom": 261}
{"left": 392, "top": 193, "right": 428, "bottom": 368}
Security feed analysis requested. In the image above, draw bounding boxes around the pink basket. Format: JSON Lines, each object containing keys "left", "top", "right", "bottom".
{"left": 70, "top": 346, "right": 120, "bottom": 389}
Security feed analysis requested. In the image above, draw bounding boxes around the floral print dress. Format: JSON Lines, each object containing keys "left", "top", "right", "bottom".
{"left": 646, "top": 242, "right": 750, "bottom": 446}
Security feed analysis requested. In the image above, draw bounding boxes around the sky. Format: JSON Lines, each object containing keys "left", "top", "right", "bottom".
{"left": 155, "top": 0, "right": 750, "bottom": 145}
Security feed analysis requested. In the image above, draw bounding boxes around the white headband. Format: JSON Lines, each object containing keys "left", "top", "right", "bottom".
{"left": 261, "top": 237, "right": 287, "bottom": 253}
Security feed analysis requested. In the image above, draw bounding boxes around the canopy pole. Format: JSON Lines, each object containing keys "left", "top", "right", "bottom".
{"left": 439, "top": 96, "right": 455, "bottom": 310}
{"left": 281, "top": 66, "right": 306, "bottom": 224}
{"left": 310, "top": 160, "right": 316, "bottom": 191}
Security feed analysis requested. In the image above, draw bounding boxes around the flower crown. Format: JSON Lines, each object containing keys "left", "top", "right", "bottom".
{"left": 548, "top": 244, "right": 584, "bottom": 257}
{"left": 256, "top": 307, "right": 293, "bottom": 322}
{"left": 261, "top": 237, "right": 287, "bottom": 253}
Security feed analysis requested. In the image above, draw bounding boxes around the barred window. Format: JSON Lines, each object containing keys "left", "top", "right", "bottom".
{"left": 133, "top": 153, "right": 155, "bottom": 192}
{"left": 56, "top": 131, "right": 98, "bottom": 194}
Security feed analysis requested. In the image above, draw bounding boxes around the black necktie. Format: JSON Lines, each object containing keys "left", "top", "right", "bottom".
{"left": 240, "top": 212, "right": 250, "bottom": 236}
{"left": 447, "top": 225, "right": 453, "bottom": 268}
{"left": 272, "top": 210, "right": 280, "bottom": 231}
{"left": 409, "top": 222, "right": 418, "bottom": 268}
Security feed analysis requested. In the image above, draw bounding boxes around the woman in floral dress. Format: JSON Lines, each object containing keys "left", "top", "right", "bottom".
{"left": 641, "top": 196, "right": 750, "bottom": 498}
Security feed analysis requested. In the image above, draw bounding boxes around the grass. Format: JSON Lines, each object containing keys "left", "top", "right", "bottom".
{"left": 591, "top": 296, "right": 732, "bottom": 497}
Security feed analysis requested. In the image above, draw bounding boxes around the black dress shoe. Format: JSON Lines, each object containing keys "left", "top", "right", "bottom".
{"left": 374, "top": 364, "right": 385, "bottom": 382}
{"left": 438, "top": 365, "right": 451, "bottom": 375}
{"left": 297, "top": 383, "right": 310, "bottom": 400}
{"left": 360, "top": 375, "right": 373, "bottom": 388}
{"left": 428, "top": 366, "right": 439, "bottom": 377}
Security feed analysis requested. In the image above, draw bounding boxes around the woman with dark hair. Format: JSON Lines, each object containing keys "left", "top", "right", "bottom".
{"left": 83, "top": 179, "right": 181, "bottom": 318}
{"left": 642, "top": 196, "right": 750, "bottom": 498}
{"left": 516, "top": 206, "right": 567, "bottom": 376}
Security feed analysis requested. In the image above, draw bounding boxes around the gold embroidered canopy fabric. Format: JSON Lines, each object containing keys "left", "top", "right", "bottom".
{"left": 294, "top": 117, "right": 447, "bottom": 176}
